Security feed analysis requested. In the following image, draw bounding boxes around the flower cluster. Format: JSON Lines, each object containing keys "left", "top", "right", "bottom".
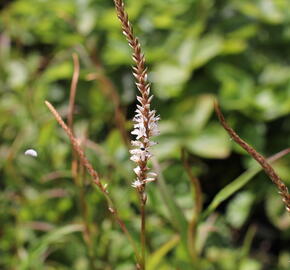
{"left": 112, "top": 0, "right": 160, "bottom": 191}
{"left": 130, "top": 94, "right": 159, "bottom": 190}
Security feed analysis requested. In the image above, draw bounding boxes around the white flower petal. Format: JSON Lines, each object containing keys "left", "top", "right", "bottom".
{"left": 145, "top": 177, "right": 155, "bottom": 183}
{"left": 148, "top": 172, "right": 157, "bottom": 178}
{"left": 133, "top": 166, "right": 141, "bottom": 176}
{"left": 132, "top": 180, "right": 143, "bottom": 188}
{"left": 130, "top": 155, "right": 140, "bottom": 162}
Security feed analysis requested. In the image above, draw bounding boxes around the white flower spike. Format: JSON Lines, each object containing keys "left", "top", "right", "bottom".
{"left": 24, "top": 149, "right": 38, "bottom": 157}
{"left": 129, "top": 80, "right": 159, "bottom": 190}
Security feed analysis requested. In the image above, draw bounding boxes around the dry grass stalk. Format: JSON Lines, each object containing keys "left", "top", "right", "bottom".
{"left": 45, "top": 100, "right": 142, "bottom": 262}
{"left": 66, "top": 54, "right": 97, "bottom": 269}
{"left": 45, "top": 101, "right": 103, "bottom": 190}
{"left": 113, "top": 0, "right": 160, "bottom": 268}
{"left": 214, "top": 101, "right": 290, "bottom": 213}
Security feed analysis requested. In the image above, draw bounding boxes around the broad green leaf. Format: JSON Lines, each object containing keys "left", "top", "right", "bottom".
{"left": 186, "top": 123, "right": 231, "bottom": 159}
{"left": 183, "top": 94, "right": 215, "bottom": 133}
{"left": 226, "top": 191, "right": 255, "bottom": 228}
{"left": 190, "top": 35, "right": 223, "bottom": 69}
{"left": 153, "top": 63, "right": 190, "bottom": 99}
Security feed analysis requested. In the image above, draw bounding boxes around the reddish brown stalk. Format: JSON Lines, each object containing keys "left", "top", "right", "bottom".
{"left": 139, "top": 196, "right": 146, "bottom": 268}
{"left": 66, "top": 56, "right": 93, "bottom": 260}
{"left": 181, "top": 149, "right": 203, "bottom": 260}
{"left": 45, "top": 101, "right": 103, "bottom": 190}
{"left": 113, "top": 0, "right": 151, "bottom": 154}
{"left": 113, "top": 1, "right": 153, "bottom": 268}
{"left": 214, "top": 101, "right": 290, "bottom": 213}
{"left": 45, "top": 101, "right": 141, "bottom": 263}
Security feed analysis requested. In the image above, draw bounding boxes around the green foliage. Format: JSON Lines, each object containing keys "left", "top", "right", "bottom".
{"left": 1, "top": 0, "right": 290, "bottom": 269}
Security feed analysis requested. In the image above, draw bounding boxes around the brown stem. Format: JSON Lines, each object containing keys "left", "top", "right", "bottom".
{"left": 45, "top": 101, "right": 142, "bottom": 263}
{"left": 138, "top": 193, "right": 147, "bottom": 270}
{"left": 113, "top": 2, "right": 154, "bottom": 269}
{"left": 113, "top": 0, "right": 151, "bottom": 148}
{"left": 214, "top": 101, "right": 290, "bottom": 213}
{"left": 45, "top": 101, "right": 103, "bottom": 189}
{"left": 267, "top": 148, "right": 290, "bottom": 163}
{"left": 67, "top": 55, "right": 92, "bottom": 250}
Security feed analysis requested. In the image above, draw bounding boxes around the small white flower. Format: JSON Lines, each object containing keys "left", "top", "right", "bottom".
{"left": 130, "top": 155, "right": 140, "bottom": 163}
{"left": 24, "top": 149, "right": 38, "bottom": 157}
{"left": 131, "top": 140, "right": 144, "bottom": 147}
{"left": 130, "top": 148, "right": 150, "bottom": 162}
{"left": 132, "top": 180, "right": 143, "bottom": 188}
{"left": 130, "top": 87, "right": 159, "bottom": 188}
{"left": 131, "top": 126, "right": 146, "bottom": 139}
{"left": 147, "top": 172, "right": 157, "bottom": 178}
{"left": 144, "top": 177, "right": 155, "bottom": 183}
{"left": 133, "top": 166, "right": 141, "bottom": 176}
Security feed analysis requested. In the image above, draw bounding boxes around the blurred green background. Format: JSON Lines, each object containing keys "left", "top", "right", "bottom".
{"left": 0, "top": 0, "right": 290, "bottom": 269}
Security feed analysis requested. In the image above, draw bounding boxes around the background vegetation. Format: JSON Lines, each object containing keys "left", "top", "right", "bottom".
{"left": 0, "top": 0, "right": 290, "bottom": 269}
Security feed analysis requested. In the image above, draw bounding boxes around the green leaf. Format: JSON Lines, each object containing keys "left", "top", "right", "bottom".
{"left": 44, "top": 61, "right": 73, "bottom": 81}
{"left": 7, "top": 60, "right": 28, "bottom": 88}
{"left": 222, "top": 38, "right": 247, "bottom": 54}
{"left": 239, "top": 258, "right": 261, "bottom": 270}
{"left": 201, "top": 150, "right": 290, "bottom": 220}
{"left": 190, "top": 35, "right": 223, "bottom": 69}
{"left": 153, "top": 159, "right": 191, "bottom": 262}
{"left": 265, "top": 187, "right": 290, "bottom": 230}
{"left": 237, "top": 1, "right": 284, "bottom": 24}
{"left": 153, "top": 63, "right": 190, "bottom": 99}
{"left": 19, "top": 224, "right": 83, "bottom": 270}
{"left": 183, "top": 94, "right": 215, "bottom": 133}
{"left": 202, "top": 167, "right": 260, "bottom": 220}
{"left": 226, "top": 191, "right": 255, "bottom": 229}
{"left": 186, "top": 123, "right": 231, "bottom": 159}
{"left": 147, "top": 235, "right": 180, "bottom": 270}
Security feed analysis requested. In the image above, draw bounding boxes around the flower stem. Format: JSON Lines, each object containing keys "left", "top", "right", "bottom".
{"left": 140, "top": 194, "right": 146, "bottom": 269}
